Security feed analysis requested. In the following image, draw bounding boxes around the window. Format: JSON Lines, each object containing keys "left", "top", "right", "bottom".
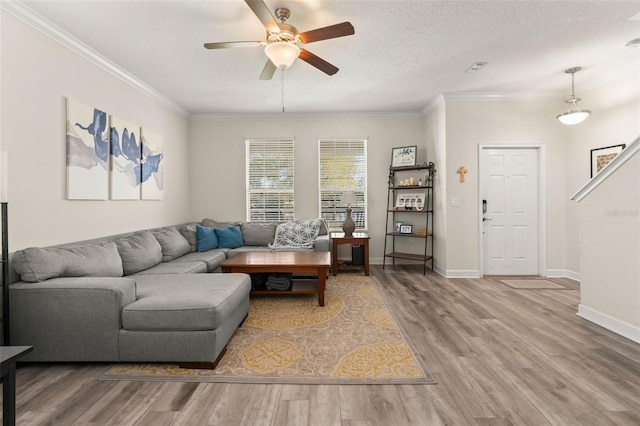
{"left": 246, "top": 138, "right": 294, "bottom": 222}
{"left": 319, "top": 139, "right": 367, "bottom": 230}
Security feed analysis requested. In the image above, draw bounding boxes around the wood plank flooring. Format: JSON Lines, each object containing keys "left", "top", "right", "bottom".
{"left": 3, "top": 265, "right": 640, "bottom": 425}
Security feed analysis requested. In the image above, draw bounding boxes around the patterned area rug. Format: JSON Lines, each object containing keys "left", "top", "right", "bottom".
{"left": 100, "top": 274, "right": 434, "bottom": 384}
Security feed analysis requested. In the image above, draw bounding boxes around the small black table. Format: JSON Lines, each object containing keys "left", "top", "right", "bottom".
{"left": 1, "top": 346, "right": 33, "bottom": 426}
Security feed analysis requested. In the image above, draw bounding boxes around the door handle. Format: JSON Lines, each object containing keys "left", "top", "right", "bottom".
{"left": 482, "top": 217, "right": 492, "bottom": 222}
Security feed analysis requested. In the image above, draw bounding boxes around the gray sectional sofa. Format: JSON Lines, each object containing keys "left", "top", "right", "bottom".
{"left": 8, "top": 219, "right": 329, "bottom": 365}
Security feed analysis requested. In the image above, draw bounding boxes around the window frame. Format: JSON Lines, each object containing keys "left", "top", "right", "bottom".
{"left": 245, "top": 138, "right": 295, "bottom": 222}
{"left": 318, "top": 138, "right": 368, "bottom": 231}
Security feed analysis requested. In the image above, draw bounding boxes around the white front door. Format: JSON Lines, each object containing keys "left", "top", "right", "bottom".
{"left": 482, "top": 148, "right": 538, "bottom": 275}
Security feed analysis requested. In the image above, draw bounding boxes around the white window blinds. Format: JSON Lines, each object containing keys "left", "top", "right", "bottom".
{"left": 245, "top": 138, "right": 294, "bottom": 222}
{"left": 319, "top": 139, "right": 367, "bottom": 230}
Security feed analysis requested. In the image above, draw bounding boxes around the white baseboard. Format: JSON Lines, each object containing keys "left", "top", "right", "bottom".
{"left": 443, "top": 269, "right": 481, "bottom": 278}
{"left": 577, "top": 304, "right": 640, "bottom": 344}
{"left": 546, "top": 269, "right": 581, "bottom": 281}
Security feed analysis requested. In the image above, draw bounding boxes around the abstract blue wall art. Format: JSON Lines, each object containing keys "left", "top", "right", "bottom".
{"left": 66, "top": 98, "right": 109, "bottom": 200}
{"left": 110, "top": 115, "right": 141, "bottom": 200}
{"left": 141, "top": 128, "right": 164, "bottom": 200}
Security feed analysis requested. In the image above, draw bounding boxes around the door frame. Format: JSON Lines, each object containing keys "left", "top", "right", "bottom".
{"left": 478, "top": 144, "right": 547, "bottom": 277}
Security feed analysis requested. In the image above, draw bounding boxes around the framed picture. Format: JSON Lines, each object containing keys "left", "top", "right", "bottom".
{"left": 591, "top": 144, "right": 625, "bottom": 177}
{"left": 395, "top": 194, "right": 406, "bottom": 208}
{"left": 391, "top": 146, "right": 417, "bottom": 168}
{"left": 394, "top": 221, "right": 403, "bottom": 233}
{"left": 400, "top": 224, "right": 413, "bottom": 234}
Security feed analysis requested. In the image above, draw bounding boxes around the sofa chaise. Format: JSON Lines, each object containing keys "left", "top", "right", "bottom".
{"left": 8, "top": 218, "right": 329, "bottom": 365}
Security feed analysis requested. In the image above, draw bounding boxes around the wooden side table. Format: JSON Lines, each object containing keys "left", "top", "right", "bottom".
{"left": 330, "top": 232, "right": 370, "bottom": 276}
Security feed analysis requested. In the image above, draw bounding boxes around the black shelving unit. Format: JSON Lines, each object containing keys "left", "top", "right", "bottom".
{"left": 383, "top": 164, "right": 434, "bottom": 274}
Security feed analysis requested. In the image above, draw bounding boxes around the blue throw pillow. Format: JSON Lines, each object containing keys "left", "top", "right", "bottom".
{"left": 215, "top": 226, "right": 243, "bottom": 249}
{"left": 196, "top": 225, "right": 218, "bottom": 252}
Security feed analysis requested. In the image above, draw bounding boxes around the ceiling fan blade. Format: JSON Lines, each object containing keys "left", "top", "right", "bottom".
{"left": 259, "top": 60, "right": 277, "bottom": 80}
{"left": 299, "top": 49, "right": 339, "bottom": 76}
{"left": 244, "top": 0, "right": 278, "bottom": 31}
{"left": 204, "top": 41, "right": 262, "bottom": 49}
{"left": 299, "top": 22, "right": 355, "bottom": 44}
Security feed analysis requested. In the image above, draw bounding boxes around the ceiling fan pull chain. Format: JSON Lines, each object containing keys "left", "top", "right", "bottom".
{"left": 281, "top": 69, "right": 285, "bottom": 113}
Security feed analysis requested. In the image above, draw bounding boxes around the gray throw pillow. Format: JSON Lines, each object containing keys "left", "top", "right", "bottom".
{"left": 241, "top": 222, "right": 277, "bottom": 246}
{"left": 11, "top": 242, "right": 123, "bottom": 283}
{"left": 152, "top": 226, "right": 191, "bottom": 261}
{"left": 115, "top": 231, "right": 163, "bottom": 275}
{"left": 178, "top": 223, "right": 198, "bottom": 252}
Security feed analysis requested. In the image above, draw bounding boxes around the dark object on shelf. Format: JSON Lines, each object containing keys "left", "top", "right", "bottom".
{"left": 250, "top": 273, "right": 269, "bottom": 290}
{"left": 266, "top": 273, "right": 293, "bottom": 291}
{"left": 2, "top": 202, "right": 8, "bottom": 345}
{"left": 352, "top": 244, "right": 364, "bottom": 265}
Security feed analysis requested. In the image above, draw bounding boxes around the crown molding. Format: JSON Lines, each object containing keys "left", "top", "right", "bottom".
{"left": 442, "top": 91, "right": 564, "bottom": 102}
{"left": 189, "top": 110, "right": 425, "bottom": 121}
{"left": 421, "top": 94, "right": 446, "bottom": 115}
{"left": 1, "top": 1, "right": 189, "bottom": 118}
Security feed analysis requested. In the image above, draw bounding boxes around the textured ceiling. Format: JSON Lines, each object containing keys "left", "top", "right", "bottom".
{"left": 10, "top": 0, "right": 640, "bottom": 115}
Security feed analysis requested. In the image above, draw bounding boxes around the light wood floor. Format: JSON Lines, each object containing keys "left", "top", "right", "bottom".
{"left": 4, "top": 265, "right": 640, "bottom": 425}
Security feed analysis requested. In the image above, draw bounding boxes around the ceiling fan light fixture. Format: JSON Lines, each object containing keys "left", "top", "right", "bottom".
{"left": 557, "top": 67, "right": 591, "bottom": 125}
{"left": 265, "top": 41, "right": 300, "bottom": 69}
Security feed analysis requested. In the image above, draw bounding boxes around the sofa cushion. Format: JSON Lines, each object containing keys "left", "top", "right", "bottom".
{"left": 196, "top": 225, "right": 218, "bottom": 251}
{"left": 122, "top": 273, "right": 251, "bottom": 331}
{"left": 133, "top": 261, "right": 207, "bottom": 275}
{"left": 11, "top": 242, "right": 123, "bottom": 283}
{"left": 215, "top": 226, "right": 243, "bottom": 249}
{"left": 240, "top": 222, "right": 277, "bottom": 246}
{"left": 152, "top": 226, "right": 191, "bottom": 261}
{"left": 178, "top": 223, "right": 198, "bottom": 252}
{"left": 115, "top": 231, "right": 163, "bottom": 275}
{"left": 173, "top": 250, "right": 228, "bottom": 272}
{"left": 201, "top": 218, "right": 242, "bottom": 229}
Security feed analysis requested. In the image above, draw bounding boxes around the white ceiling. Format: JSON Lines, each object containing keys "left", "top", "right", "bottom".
{"left": 10, "top": 0, "right": 640, "bottom": 115}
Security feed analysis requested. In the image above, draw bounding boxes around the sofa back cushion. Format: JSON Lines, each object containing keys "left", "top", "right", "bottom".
{"left": 178, "top": 223, "right": 198, "bottom": 252}
{"left": 115, "top": 231, "right": 163, "bottom": 275}
{"left": 11, "top": 242, "right": 123, "bottom": 283}
{"left": 201, "top": 218, "right": 243, "bottom": 229}
{"left": 241, "top": 222, "right": 277, "bottom": 246}
{"left": 152, "top": 226, "right": 191, "bottom": 261}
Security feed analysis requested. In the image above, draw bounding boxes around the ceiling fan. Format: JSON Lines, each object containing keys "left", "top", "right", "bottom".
{"left": 204, "top": 0, "right": 355, "bottom": 80}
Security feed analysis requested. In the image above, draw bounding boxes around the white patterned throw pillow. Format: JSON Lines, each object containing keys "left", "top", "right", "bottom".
{"left": 269, "top": 219, "right": 322, "bottom": 249}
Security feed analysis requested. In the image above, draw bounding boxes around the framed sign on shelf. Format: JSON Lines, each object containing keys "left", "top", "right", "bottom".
{"left": 590, "top": 144, "right": 625, "bottom": 177}
{"left": 391, "top": 146, "right": 417, "bottom": 168}
{"left": 400, "top": 224, "right": 413, "bottom": 234}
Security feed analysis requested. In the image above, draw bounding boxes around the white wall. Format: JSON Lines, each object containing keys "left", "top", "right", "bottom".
{"left": 423, "top": 99, "right": 447, "bottom": 273}
{"left": 567, "top": 68, "right": 640, "bottom": 341}
{"left": 566, "top": 69, "right": 640, "bottom": 276}
{"left": 441, "top": 98, "right": 567, "bottom": 276}
{"left": 0, "top": 11, "right": 192, "bottom": 250}
{"left": 188, "top": 115, "right": 425, "bottom": 262}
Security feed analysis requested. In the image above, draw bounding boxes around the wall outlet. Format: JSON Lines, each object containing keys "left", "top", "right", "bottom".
{"left": 450, "top": 197, "right": 460, "bottom": 207}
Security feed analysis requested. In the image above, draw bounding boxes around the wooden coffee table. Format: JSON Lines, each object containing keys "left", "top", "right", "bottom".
{"left": 220, "top": 251, "right": 331, "bottom": 306}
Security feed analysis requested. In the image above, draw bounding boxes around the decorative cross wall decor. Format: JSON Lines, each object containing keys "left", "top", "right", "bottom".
{"left": 456, "top": 166, "right": 468, "bottom": 182}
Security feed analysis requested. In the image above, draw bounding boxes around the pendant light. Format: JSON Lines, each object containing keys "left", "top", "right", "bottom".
{"left": 557, "top": 67, "right": 591, "bottom": 125}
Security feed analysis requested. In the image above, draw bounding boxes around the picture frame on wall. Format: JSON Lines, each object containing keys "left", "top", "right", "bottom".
{"left": 590, "top": 144, "right": 625, "bottom": 177}
{"left": 400, "top": 224, "right": 413, "bottom": 234}
{"left": 391, "top": 146, "right": 417, "bottom": 168}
